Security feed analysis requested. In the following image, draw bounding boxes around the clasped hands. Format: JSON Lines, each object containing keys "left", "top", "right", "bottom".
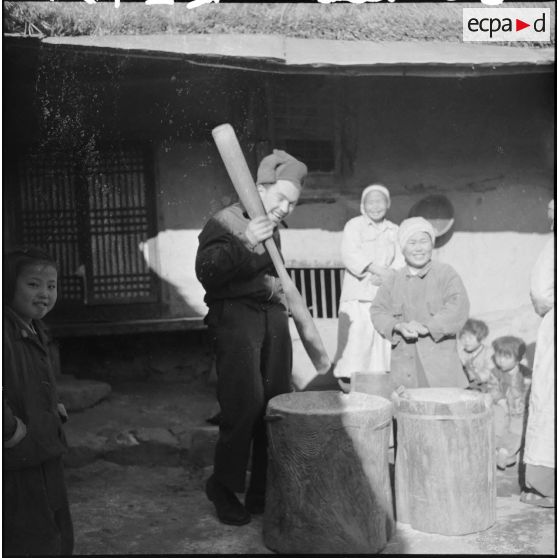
{"left": 394, "top": 320, "right": 429, "bottom": 341}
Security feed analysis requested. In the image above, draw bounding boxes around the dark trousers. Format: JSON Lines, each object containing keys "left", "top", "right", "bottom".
{"left": 3, "top": 458, "right": 74, "bottom": 556}
{"left": 207, "top": 298, "right": 292, "bottom": 493}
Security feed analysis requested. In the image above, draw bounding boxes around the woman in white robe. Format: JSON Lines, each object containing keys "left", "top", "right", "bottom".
{"left": 334, "top": 184, "right": 404, "bottom": 380}
{"left": 522, "top": 200, "right": 555, "bottom": 508}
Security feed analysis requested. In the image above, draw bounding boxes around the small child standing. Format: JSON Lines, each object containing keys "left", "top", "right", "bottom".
{"left": 3, "top": 247, "right": 74, "bottom": 555}
{"left": 487, "top": 336, "right": 532, "bottom": 470}
{"left": 458, "top": 318, "right": 493, "bottom": 390}
{"left": 335, "top": 184, "right": 404, "bottom": 384}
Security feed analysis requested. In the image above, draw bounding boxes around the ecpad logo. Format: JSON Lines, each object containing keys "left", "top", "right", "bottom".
{"left": 463, "top": 8, "right": 550, "bottom": 42}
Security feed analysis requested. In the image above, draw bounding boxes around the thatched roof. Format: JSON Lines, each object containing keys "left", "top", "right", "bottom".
{"left": 4, "top": 2, "right": 555, "bottom": 47}
{"left": 36, "top": 34, "right": 554, "bottom": 77}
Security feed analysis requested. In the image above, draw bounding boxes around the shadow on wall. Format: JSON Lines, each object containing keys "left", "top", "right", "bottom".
{"left": 142, "top": 236, "right": 202, "bottom": 320}
{"left": 154, "top": 134, "right": 553, "bottom": 236}
{"left": 45, "top": 240, "right": 202, "bottom": 324}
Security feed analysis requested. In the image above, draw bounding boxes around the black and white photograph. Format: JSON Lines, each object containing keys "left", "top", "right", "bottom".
{"left": 3, "top": 1, "right": 555, "bottom": 554}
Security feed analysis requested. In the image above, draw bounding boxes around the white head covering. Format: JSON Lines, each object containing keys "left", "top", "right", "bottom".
{"left": 360, "top": 184, "right": 391, "bottom": 216}
{"left": 398, "top": 217, "right": 436, "bottom": 249}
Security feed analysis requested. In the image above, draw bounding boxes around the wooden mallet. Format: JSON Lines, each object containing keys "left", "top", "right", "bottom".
{"left": 211, "top": 123, "right": 332, "bottom": 375}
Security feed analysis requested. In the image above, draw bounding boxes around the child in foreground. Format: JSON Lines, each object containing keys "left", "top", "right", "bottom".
{"left": 3, "top": 247, "right": 74, "bottom": 555}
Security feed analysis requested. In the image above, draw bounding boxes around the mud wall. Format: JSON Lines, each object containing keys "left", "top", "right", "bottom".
{"left": 151, "top": 73, "right": 553, "bottom": 319}
{"left": 5, "top": 43, "right": 553, "bottom": 325}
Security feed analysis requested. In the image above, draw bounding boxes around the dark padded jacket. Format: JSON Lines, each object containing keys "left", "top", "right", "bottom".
{"left": 195, "top": 203, "right": 286, "bottom": 307}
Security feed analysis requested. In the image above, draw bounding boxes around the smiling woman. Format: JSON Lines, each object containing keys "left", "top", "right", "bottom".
{"left": 371, "top": 217, "right": 470, "bottom": 389}
{"left": 401, "top": 232, "right": 433, "bottom": 270}
{"left": 334, "top": 184, "right": 403, "bottom": 381}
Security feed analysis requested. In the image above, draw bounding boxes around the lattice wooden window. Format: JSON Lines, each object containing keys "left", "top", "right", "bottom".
{"left": 17, "top": 152, "right": 82, "bottom": 302}
{"left": 84, "top": 147, "right": 155, "bottom": 304}
{"left": 15, "top": 145, "right": 157, "bottom": 306}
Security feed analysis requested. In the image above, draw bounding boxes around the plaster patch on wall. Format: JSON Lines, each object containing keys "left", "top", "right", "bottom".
{"left": 143, "top": 229, "right": 208, "bottom": 316}
{"left": 437, "top": 231, "right": 551, "bottom": 314}
{"left": 141, "top": 224, "right": 551, "bottom": 321}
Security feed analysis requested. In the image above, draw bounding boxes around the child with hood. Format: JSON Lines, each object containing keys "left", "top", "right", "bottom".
{"left": 335, "top": 184, "right": 404, "bottom": 382}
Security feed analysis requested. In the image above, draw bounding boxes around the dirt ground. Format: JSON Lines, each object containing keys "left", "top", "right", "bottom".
{"left": 61, "top": 378, "right": 555, "bottom": 556}
{"left": 65, "top": 459, "right": 555, "bottom": 556}
{"left": 66, "top": 462, "right": 269, "bottom": 555}
{"left": 57, "top": 332, "right": 555, "bottom": 555}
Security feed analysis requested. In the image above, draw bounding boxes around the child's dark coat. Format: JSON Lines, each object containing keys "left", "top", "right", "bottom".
{"left": 2, "top": 306, "right": 73, "bottom": 555}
